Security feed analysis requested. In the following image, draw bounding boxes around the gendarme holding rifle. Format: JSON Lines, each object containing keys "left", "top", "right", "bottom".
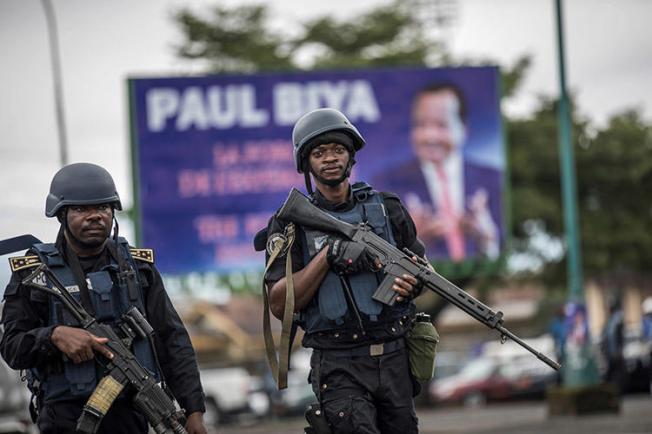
{"left": 260, "top": 108, "right": 437, "bottom": 434}
{"left": 0, "top": 163, "right": 207, "bottom": 434}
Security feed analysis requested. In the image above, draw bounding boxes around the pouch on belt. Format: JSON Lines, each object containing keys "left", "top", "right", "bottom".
{"left": 406, "top": 313, "right": 439, "bottom": 382}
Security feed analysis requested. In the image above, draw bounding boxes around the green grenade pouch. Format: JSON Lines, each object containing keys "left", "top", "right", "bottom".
{"left": 406, "top": 313, "right": 439, "bottom": 382}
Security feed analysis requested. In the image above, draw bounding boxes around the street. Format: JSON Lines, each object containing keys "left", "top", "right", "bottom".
{"left": 220, "top": 394, "right": 652, "bottom": 434}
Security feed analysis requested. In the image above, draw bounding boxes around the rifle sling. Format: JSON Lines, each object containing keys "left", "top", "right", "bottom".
{"left": 63, "top": 243, "right": 98, "bottom": 317}
{"left": 105, "top": 242, "right": 170, "bottom": 391}
{"left": 262, "top": 223, "right": 296, "bottom": 389}
{"left": 104, "top": 240, "right": 139, "bottom": 303}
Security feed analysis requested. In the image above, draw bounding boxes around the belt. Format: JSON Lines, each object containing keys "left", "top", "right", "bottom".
{"left": 320, "top": 338, "right": 405, "bottom": 358}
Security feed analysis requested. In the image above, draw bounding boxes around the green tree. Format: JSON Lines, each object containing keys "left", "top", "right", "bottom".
{"left": 297, "top": 4, "right": 435, "bottom": 70}
{"left": 577, "top": 110, "right": 652, "bottom": 276}
{"left": 174, "top": 1, "right": 445, "bottom": 72}
{"left": 509, "top": 101, "right": 652, "bottom": 288}
{"left": 174, "top": 4, "right": 293, "bottom": 72}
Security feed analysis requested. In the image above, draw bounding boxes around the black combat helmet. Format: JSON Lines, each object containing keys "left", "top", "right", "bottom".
{"left": 45, "top": 163, "right": 122, "bottom": 217}
{"left": 292, "top": 108, "right": 365, "bottom": 174}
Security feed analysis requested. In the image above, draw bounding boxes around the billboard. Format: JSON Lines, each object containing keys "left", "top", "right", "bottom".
{"left": 129, "top": 66, "right": 505, "bottom": 275}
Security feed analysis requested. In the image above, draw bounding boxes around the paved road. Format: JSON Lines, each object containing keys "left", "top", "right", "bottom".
{"left": 219, "top": 394, "right": 652, "bottom": 434}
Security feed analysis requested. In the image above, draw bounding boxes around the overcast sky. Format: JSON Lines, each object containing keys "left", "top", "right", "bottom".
{"left": 1, "top": 0, "right": 651, "bottom": 282}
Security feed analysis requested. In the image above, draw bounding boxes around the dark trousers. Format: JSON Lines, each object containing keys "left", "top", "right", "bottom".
{"left": 605, "top": 356, "right": 626, "bottom": 393}
{"left": 37, "top": 398, "right": 148, "bottom": 434}
{"left": 310, "top": 345, "right": 418, "bottom": 434}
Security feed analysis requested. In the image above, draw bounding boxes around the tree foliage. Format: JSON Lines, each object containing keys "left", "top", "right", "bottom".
{"left": 297, "top": 4, "right": 434, "bottom": 69}
{"left": 577, "top": 110, "right": 652, "bottom": 275}
{"left": 174, "top": 4, "right": 293, "bottom": 72}
{"left": 509, "top": 101, "right": 652, "bottom": 285}
{"left": 174, "top": 1, "right": 442, "bottom": 72}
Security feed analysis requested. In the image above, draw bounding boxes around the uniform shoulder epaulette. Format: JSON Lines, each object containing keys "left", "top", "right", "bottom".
{"left": 129, "top": 248, "right": 154, "bottom": 264}
{"left": 9, "top": 255, "right": 41, "bottom": 272}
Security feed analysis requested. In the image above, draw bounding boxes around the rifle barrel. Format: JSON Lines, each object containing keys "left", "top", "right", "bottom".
{"left": 497, "top": 326, "right": 561, "bottom": 370}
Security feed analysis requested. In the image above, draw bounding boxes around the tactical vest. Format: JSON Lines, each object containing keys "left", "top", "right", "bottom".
{"left": 29, "top": 238, "right": 159, "bottom": 403}
{"left": 300, "top": 183, "right": 413, "bottom": 334}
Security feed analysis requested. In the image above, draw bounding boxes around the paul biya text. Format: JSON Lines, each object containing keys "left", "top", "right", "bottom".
{"left": 145, "top": 80, "right": 380, "bottom": 132}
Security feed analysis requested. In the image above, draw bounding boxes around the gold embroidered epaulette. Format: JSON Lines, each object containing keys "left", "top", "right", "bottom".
{"left": 130, "top": 248, "right": 154, "bottom": 264}
{"left": 9, "top": 255, "right": 41, "bottom": 272}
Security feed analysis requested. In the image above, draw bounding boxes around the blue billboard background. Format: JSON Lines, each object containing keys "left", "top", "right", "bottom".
{"left": 129, "top": 66, "right": 505, "bottom": 275}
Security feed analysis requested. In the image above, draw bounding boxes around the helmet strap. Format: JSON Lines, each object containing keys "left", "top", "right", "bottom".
{"left": 55, "top": 221, "right": 66, "bottom": 252}
{"left": 112, "top": 213, "right": 120, "bottom": 244}
{"left": 303, "top": 170, "right": 313, "bottom": 195}
{"left": 345, "top": 156, "right": 356, "bottom": 178}
{"left": 61, "top": 209, "right": 83, "bottom": 247}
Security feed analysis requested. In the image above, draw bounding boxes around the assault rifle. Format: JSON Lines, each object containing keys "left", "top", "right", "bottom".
{"left": 22, "top": 264, "right": 188, "bottom": 434}
{"left": 277, "top": 188, "right": 561, "bottom": 371}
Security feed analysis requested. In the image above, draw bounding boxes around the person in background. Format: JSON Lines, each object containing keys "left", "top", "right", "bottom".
{"left": 641, "top": 296, "right": 652, "bottom": 394}
{"left": 601, "top": 296, "right": 626, "bottom": 393}
{"left": 548, "top": 305, "right": 567, "bottom": 384}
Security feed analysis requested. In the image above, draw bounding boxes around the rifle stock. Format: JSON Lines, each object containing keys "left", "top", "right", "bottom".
{"left": 276, "top": 189, "right": 561, "bottom": 371}
{"left": 277, "top": 188, "right": 357, "bottom": 238}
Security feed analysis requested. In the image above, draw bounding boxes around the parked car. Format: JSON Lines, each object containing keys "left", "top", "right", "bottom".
{"left": 419, "top": 351, "right": 465, "bottom": 406}
{"left": 622, "top": 331, "right": 652, "bottom": 393}
{"left": 595, "top": 328, "right": 652, "bottom": 393}
{"left": 0, "top": 352, "right": 34, "bottom": 434}
{"left": 199, "top": 366, "right": 269, "bottom": 427}
{"left": 429, "top": 354, "right": 556, "bottom": 406}
{"left": 265, "top": 348, "right": 314, "bottom": 417}
{"left": 430, "top": 357, "right": 507, "bottom": 406}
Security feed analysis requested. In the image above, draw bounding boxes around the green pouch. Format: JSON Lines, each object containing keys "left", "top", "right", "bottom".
{"left": 406, "top": 314, "right": 439, "bottom": 382}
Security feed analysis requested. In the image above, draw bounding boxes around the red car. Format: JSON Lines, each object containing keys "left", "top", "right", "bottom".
{"left": 429, "top": 356, "right": 556, "bottom": 406}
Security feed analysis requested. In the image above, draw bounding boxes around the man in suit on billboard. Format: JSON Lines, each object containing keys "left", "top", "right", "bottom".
{"left": 387, "top": 83, "right": 502, "bottom": 261}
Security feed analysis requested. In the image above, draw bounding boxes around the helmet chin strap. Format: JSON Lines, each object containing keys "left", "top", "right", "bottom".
{"left": 112, "top": 214, "right": 120, "bottom": 243}
{"left": 304, "top": 170, "right": 313, "bottom": 195}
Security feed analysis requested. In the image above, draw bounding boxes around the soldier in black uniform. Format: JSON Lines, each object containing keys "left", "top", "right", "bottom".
{"left": 264, "top": 109, "right": 427, "bottom": 434}
{"left": 0, "top": 163, "right": 207, "bottom": 434}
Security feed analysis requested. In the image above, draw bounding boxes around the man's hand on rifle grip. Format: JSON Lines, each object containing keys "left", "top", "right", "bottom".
{"left": 394, "top": 256, "right": 425, "bottom": 302}
{"left": 51, "top": 325, "right": 114, "bottom": 364}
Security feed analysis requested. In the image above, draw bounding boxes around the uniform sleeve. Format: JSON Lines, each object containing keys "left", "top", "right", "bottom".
{"left": 0, "top": 271, "right": 59, "bottom": 370}
{"left": 143, "top": 265, "right": 205, "bottom": 415}
{"left": 381, "top": 192, "right": 426, "bottom": 258}
{"left": 263, "top": 216, "right": 304, "bottom": 286}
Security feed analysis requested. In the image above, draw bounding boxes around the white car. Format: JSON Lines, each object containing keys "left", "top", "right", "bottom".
{"left": 199, "top": 367, "right": 269, "bottom": 426}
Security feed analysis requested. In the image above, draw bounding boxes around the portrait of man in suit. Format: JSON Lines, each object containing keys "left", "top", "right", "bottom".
{"left": 383, "top": 83, "right": 502, "bottom": 261}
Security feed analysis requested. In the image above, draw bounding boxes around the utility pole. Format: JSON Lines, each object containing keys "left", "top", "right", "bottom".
{"left": 554, "top": 0, "right": 599, "bottom": 387}
{"left": 42, "top": 0, "right": 69, "bottom": 167}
